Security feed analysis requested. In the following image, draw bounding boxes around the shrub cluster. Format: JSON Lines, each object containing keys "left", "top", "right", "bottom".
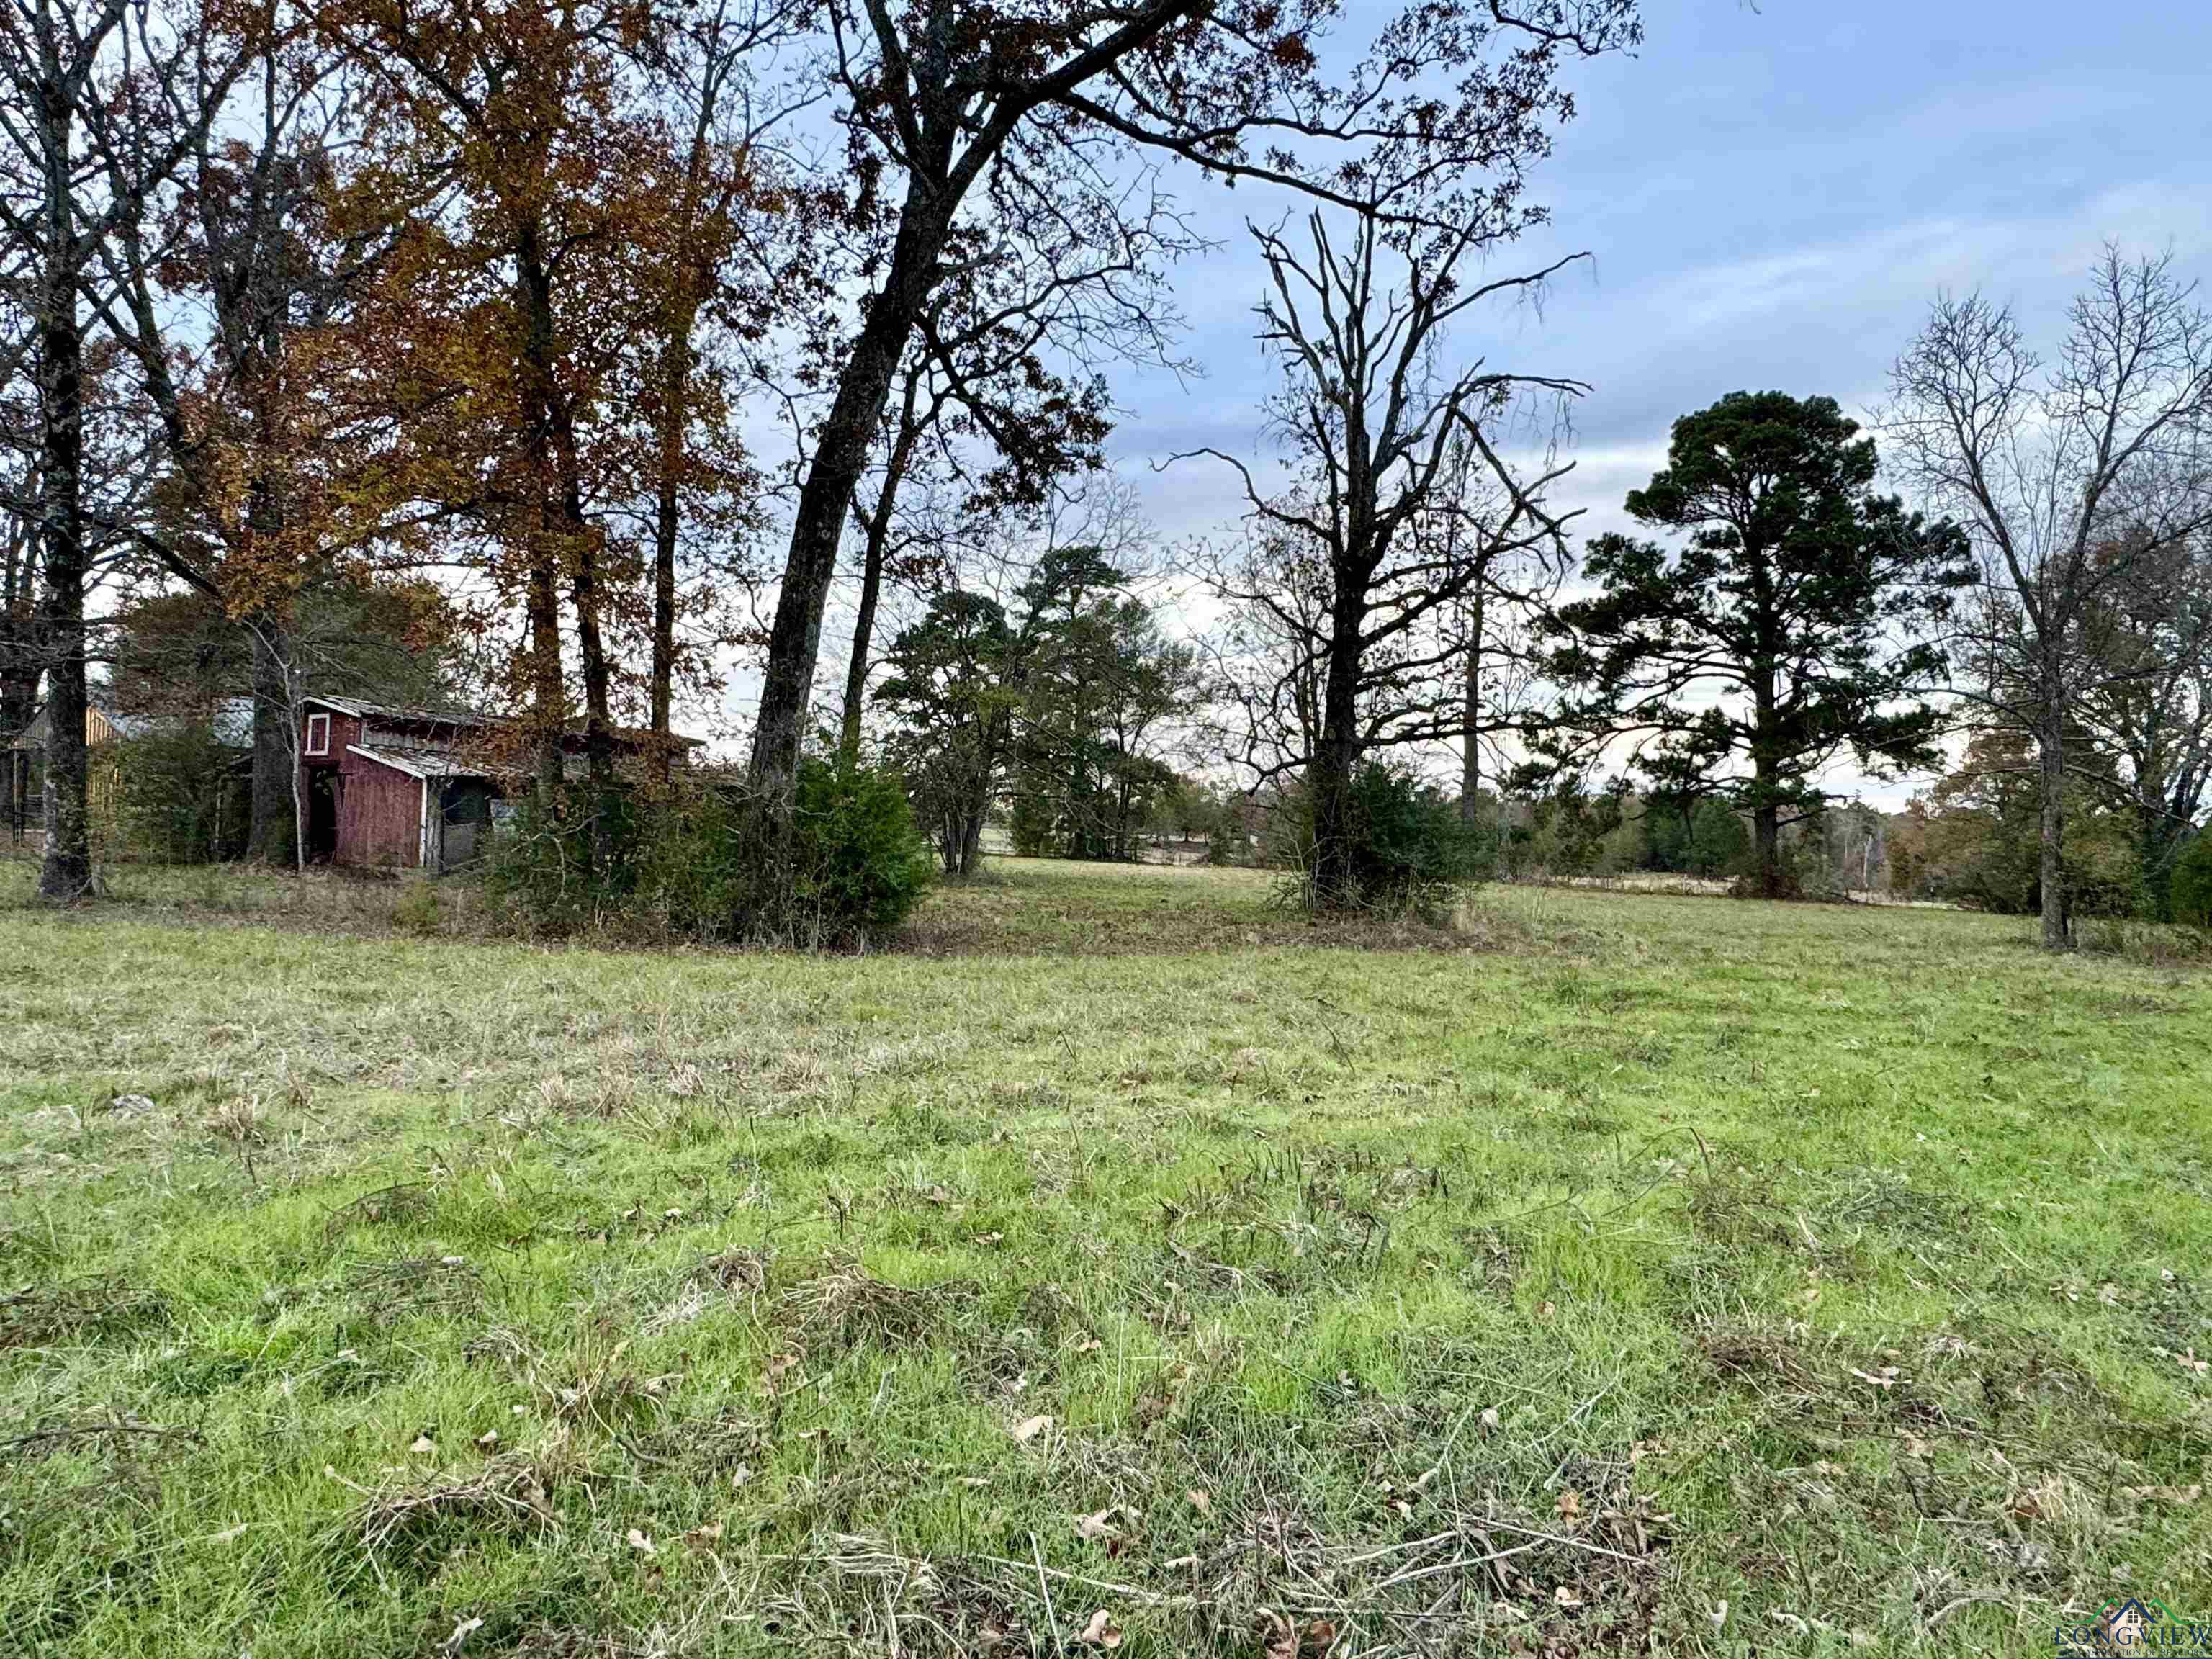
{"left": 483, "top": 757, "right": 931, "bottom": 948}
{"left": 1280, "top": 760, "right": 1486, "bottom": 918}
{"left": 94, "top": 729, "right": 252, "bottom": 864}
{"left": 2174, "top": 831, "right": 2212, "bottom": 930}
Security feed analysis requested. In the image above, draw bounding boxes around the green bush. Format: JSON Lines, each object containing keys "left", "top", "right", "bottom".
{"left": 2174, "top": 830, "right": 2212, "bottom": 930}
{"left": 787, "top": 755, "right": 935, "bottom": 944}
{"left": 480, "top": 785, "right": 616, "bottom": 935}
{"left": 2076, "top": 914, "right": 2212, "bottom": 966}
{"left": 1288, "top": 760, "right": 1484, "bottom": 917}
{"left": 1204, "top": 817, "right": 1239, "bottom": 866}
{"left": 482, "top": 758, "right": 931, "bottom": 948}
{"left": 95, "top": 728, "right": 251, "bottom": 863}
{"left": 1686, "top": 799, "right": 1750, "bottom": 877}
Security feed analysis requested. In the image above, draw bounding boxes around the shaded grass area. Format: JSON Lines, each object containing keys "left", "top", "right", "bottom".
{"left": 2, "top": 858, "right": 2209, "bottom": 1655}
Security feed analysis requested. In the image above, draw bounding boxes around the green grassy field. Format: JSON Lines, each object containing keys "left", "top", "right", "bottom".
{"left": 2, "top": 857, "right": 2208, "bottom": 1656}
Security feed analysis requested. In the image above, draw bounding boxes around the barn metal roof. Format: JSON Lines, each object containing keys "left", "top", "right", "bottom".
{"left": 346, "top": 744, "right": 490, "bottom": 781}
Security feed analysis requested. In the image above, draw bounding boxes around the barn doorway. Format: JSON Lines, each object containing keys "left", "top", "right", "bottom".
{"left": 307, "top": 771, "right": 338, "bottom": 862}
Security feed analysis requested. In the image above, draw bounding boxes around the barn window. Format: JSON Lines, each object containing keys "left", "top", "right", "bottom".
{"left": 306, "top": 712, "right": 331, "bottom": 757}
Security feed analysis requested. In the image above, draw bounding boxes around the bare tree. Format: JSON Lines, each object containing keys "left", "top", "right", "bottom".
{"left": 835, "top": 260, "right": 1124, "bottom": 764}
{"left": 634, "top": 0, "right": 809, "bottom": 775}
{"left": 1887, "top": 249, "right": 2212, "bottom": 948}
{"left": 1421, "top": 434, "right": 1573, "bottom": 827}
{"left": 1195, "top": 207, "right": 1580, "bottom": 907}
{"left": 0, "top": 0, "right": 243, "bottom": 897}
{"left": 741, "top": 0, "right": 1642, "bottom": 904}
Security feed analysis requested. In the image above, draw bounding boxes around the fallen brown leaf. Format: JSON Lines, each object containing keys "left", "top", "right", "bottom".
{"left": 1076, "top": 1609, "right": 1122, "bottom": 1648}
{"left": 1074, "top": 1506, "right": 1120, "bottom": 1542}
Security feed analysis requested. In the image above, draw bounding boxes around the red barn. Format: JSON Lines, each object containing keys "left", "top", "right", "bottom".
{"left": 299, "top": 698, "right": 696, "bottom": 872}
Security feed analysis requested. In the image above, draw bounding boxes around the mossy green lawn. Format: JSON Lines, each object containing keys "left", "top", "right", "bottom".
{"left": 2, "top": 858, "right": 2208, "bottom": 1655}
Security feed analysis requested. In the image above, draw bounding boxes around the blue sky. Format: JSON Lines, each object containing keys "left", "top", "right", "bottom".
{"left": 758, "top": 2, "right": 2212, "bottom": 798}
{"left": 1112, "top": 0, "right": 2212, "bottom": 547}
{"left": 1062, "top": 0, "right": 2212, "bottom": 800}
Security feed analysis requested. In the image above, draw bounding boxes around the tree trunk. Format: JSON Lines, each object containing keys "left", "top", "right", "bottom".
{"left": 648, "top": 298, "right": 698, "bottom": 783}
{"left": 37, "top": 269, "right": 92, "bottom": 900}
{"left": 515, "top": 228, "right": 570, "bottom": 804}
{"left": 2037, "top": 688, "right": 2069, "bottom": 949}
{"left": 1752, "top": 804, "right": 1780, "bottom": 898}
{"left": 525, "top": 556, "right": 565, "bottom": 801}
{"left": 1460, "top": 588, "right": 1483, "bottom": 826}
{"left": 37, "top": 354, "right": 93, "bottom": 898}
{"left": 246, "top": 615, "right": 295, "bottom": 863}
{"left": 837, "top": 544, "right": 884, "bottom": 765}
{"left": 554, "top": 334, "right": 611, "bottom": 871}
{"left": 958, "top": 801, "right": 984, "bottom": 876}
{"left": 839, "top": 373, "right": 924, "bottom": 765}
{"left": 749, "top": 197, "right": 950, "bottom": 822}
{"left": 1, "top": 601, "right": 35, "bottom": 843}
{"left": 572, "top": 532, "right": 616, "bottom": 874}
{"left": 1308, "top": 589, "right": 1367, "bottom": 909}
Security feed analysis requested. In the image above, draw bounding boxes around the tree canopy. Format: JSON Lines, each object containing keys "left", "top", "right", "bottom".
{"left": 1541, "top": 390, "right": 1973, "bottom": 896}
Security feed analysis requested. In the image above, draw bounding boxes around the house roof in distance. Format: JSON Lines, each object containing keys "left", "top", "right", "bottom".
{"left": 6, "top": 691, "right": 253, "bottom": 750}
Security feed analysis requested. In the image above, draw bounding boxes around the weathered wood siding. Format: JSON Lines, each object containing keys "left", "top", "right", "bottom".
{"left": 302, "top": 709, "right": 362, "bottom": 768}
{"left": 336, "top": 760, "right": 423, "bottom": 868}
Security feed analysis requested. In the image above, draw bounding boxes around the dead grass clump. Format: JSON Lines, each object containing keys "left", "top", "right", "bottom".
{"left": 549, "top": 1335, "right": 678, "bottom": 1436}
{"left": 1696, "top": 1321, "right": 1817, "bottom": 1389}
{"left": 1824, "top": 1169, "right": 1973, "bottom": 1241}
{"left": 642, "top": 1246, "right": 771, "bottom": 1334}
{"left": 757, "top": 1541, "right": 1033, "bottom": 1653}
{"left": 620, "top": 1409, "right": 765, "bottom": 1483}
{"left": 961, "top": 1321, "right": 1058, "bottom": 1402}
{"left": 1034, "top": 1413, "right": 1678, "bottom": 1657}
{"left": 333, "top": 1453, "right": 559, "bottom": 1575}
{"left": 323, "top": 1182, "right": 433, "bottom": 1242}
{"left": 501, "top": 1627, "right": 661, "bottom": 1659}
{"left": 340, "top": 1254, "right": 485, "bottom": 1328}
{"left": 1018, "top": 1280, "right": 1079, "bottom": 1336}
{"left": 1680, "top": 1168, "right": 1796, "bottom": 1252}
{"left": 1453, "top": 1226, "right": 1521, "bottom": 1297}
{"left": 1, "top": 1276, "right": 168, "bottom": 1349}
{"left": 696, "top": 1245, "right": 770, "bottom": 1295}
{"left": 202, "top": 1094, "right": 269, "bottom": 1145}
{"left": 1, "top": 1413, "right": 202, "bottom": 1464}
{"left": 774, "top": 1256, "right": 975, "bottom": 1357}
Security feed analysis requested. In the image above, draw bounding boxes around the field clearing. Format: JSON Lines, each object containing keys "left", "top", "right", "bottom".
{"left": 3, "top": 858, "right": 2210, "bottom": 1655}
